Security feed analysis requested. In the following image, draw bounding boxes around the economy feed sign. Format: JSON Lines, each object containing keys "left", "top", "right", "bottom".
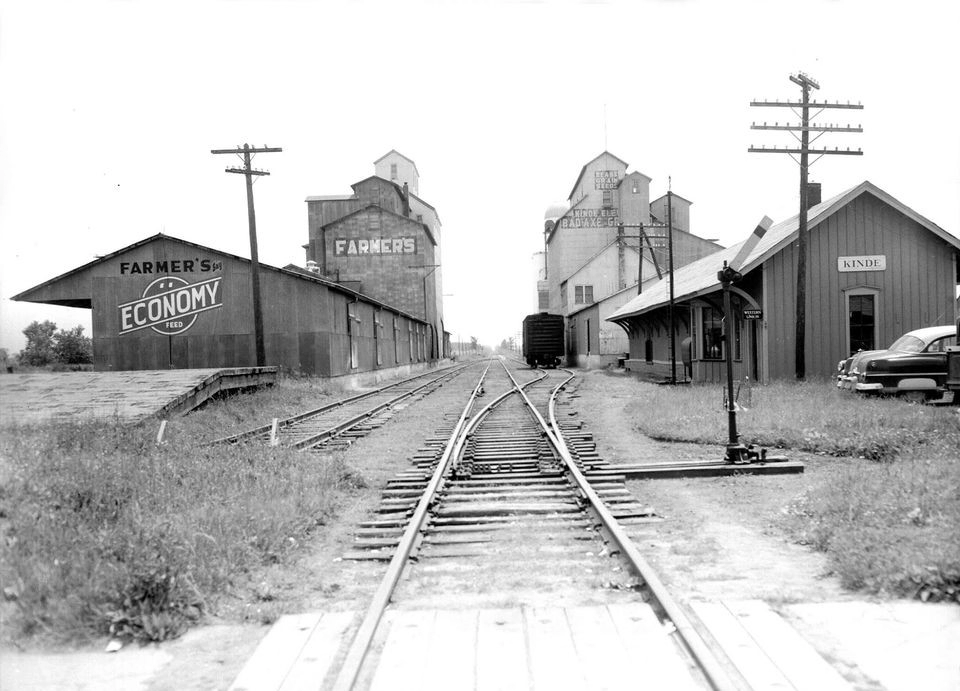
{"left": 118, "top": 275, "right": 223, "bottom": 335}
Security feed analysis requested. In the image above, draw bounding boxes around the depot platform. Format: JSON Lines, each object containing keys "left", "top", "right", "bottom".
{"left": 0, "top": 367, "right": 277, "bottom": 425}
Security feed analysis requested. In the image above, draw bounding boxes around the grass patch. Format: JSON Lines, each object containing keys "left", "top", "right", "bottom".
{"left": 782, "top": 456, "right": 960, "bottom": 602}
{"left": 617, "top": 374, "right": 960, "bottom": 602}
{"left": 629, "top": 378, "right": 958, "bottom": 461}
{"left": 0, "top": 375, "right": 357, "bottom": 645}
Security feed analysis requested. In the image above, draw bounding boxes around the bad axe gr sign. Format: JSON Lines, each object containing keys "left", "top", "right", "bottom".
{"left": 118, "top": 276, "right": 223, "bottom": 335}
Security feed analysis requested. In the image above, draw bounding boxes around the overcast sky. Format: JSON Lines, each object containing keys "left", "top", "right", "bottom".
{"left": 2, "top": 0, "right": 958, "bottom": 353}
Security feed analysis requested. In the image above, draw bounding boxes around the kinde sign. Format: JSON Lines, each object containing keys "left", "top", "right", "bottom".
{"left": 837, "top": 255, "right": 887, "bottom": 272}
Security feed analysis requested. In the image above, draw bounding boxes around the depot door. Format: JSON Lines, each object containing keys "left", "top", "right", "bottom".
{"left": 848, "top": 294, "right": 876, "bottom": 354}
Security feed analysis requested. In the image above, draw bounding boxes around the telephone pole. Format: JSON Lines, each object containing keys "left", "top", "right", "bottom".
{"left": 211, "top": 143, "right": 282, "bottom": 367}
{"left": 749, "top": 73, "right": 862, "bottom": 379}
{"left": 617, "top": 216, "right": 676, "bottom": 382}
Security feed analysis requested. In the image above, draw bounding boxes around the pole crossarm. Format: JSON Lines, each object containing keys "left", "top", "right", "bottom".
{"left": 750, "top": 124, "right": 862, "bottom": 133}
{"left": 750, "top": 100, "right": 863, "bottom": 109}
{"left": 211, "top": 147, "right": 283, "bottom": 154}
{"left": 748, "top": 147, "right": 863, "bottom": 155}
{"left": 225, "top": 168, "right": 271, "bottom": 175}
{"left": 618, "top": 223, "right": 668, "bottom": 229}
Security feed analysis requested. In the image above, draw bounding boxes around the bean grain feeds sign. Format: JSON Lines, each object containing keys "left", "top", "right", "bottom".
{"left": 594, "top": 170, "right": 620, "bottom": 190}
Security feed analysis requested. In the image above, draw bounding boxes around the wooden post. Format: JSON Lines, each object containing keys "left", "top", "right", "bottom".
{"left": 269, "top": 418, "right": 280, "bottom": 446}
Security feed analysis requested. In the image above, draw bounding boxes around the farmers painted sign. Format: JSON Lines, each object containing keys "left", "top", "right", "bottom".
{"left": 333, "top": 237, "right": 417, "bottom": 256}
{"left": 837, "top": 255, "right": 886, "bottom": 272}
{"left": 118, "top": 276, "right": 222, "bottom": 335}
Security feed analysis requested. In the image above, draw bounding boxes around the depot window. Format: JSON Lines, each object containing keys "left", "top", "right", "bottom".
{"left": 574, "top": 285, "right": 594, "bottom": 304}
{"left": 700, "top": 305, "right": 741, "bottom": 361}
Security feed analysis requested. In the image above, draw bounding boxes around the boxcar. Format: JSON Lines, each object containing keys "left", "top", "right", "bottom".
{"left": 522, "top": 313, "right": 564, "bottom": 368}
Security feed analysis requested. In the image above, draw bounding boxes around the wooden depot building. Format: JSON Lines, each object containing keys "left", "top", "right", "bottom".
{"left": 12, "top": 234, "right": 437, "bottom": 377}
{"left": 608, "top": 181, "right": 960, "bottom": 382}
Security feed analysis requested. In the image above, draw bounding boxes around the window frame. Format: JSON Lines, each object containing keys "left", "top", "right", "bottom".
{"left": 843, "top": 287, "right": 881, "bottom": 357}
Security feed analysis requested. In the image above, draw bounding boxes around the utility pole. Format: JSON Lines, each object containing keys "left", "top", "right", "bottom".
{"left": 749, "top": 73, "right": 862, "bottom": 379}
{"left": 667, "top": 189, "right": 676, "bottom": 385}
{"left": 616, "top": 222, "right": 668, "bottom": 293}
{"left": 211, "top": 143, "right": 282, "bottom": 368}
{"left": 617, "top": 219, "right": 675, "bottom": 382}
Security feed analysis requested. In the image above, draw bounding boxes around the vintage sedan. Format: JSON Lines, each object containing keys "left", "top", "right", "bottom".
{"left": 837, "top": 325, "right": 957, "bottom": 402}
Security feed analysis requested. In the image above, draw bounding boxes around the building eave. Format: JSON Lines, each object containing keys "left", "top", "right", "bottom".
{"left": 13, "top": 233, "right": 429, "bottom": 324}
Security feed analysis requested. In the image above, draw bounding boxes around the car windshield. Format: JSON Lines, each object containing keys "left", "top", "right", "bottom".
{"left": 888, "top": 334, "right": 926, "bottom": 353}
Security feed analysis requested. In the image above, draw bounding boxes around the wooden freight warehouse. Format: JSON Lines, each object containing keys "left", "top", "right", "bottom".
{"left": 608, "top": 181, "right": 960, "bottom": 382}
{"left": 12, "top": 234, "right": 435, "bottom": 376}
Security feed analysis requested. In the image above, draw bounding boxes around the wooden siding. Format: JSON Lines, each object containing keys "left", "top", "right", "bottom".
{"left": 18, "top": 236, "right": 430, "bottom": 376}
{"left": 765, "top": 194, "right": 958, "bottom": 380}
{"left": 567, "top": 304, "right": 600, "bottom": 358}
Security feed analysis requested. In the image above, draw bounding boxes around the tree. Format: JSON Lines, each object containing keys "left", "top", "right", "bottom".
{"left": 470, "top": 336, "right": 478, "bottom": 353}
{"left": 54, "top": 325, "right": 93, "bottom": 365}
{"left": 20, "top": 320, "right": 57, "bottom": 366}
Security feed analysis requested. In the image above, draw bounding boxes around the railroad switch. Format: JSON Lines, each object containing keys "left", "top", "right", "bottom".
{"left": 724, "top": 442, "right": 788, "bottom": 465}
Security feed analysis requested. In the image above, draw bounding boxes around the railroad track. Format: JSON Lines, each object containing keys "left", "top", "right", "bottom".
{"left": 209, "top": 363, "right": 474, "bottom": 451}
{"left": 328, "top": 358, "right": 737, "bottom": 691}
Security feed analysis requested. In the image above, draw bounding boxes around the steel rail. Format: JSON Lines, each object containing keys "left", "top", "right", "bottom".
{"left": 330, "top": 362, "right": 545, "bottom": 690}
{"left": 292, "top": 365, "right": 470, "bottom": 449}
{"left": 501, "top": 363, "right": 739, "bottom": 691}
{"left": 208, "top": 363, "right": 471, "bottom": 446}
{"left": 329, "top": 364, "right": 489, "bottom": 691}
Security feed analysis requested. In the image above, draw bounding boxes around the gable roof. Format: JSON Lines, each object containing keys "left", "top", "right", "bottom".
{"left": 373, "top": 149, "right": 420, "bottom": 177}
{"left": 651, "top": 192, "right": 693, "bottom": 206}
{"left": 350, "top": 174, "right": 407, "bottom": 197}
{"left": 568, "top": 151, "right": 630, "bottom": 200}
{"left": 12, "top": 233, "right": 427, "bottom": 322}
{"left": 619, "top": 170, "right": 653, "bottom": 186}
{"left": 321, "top": 204, "right": 437, "bottom": 246}
{"left": 608, "top": 180, "right": 960, "bottom": 322}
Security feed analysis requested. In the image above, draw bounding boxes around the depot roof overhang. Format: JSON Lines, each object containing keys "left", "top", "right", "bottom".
{"left": 12, "top": 233, "right": 429, "bottom": 325}
{"left": 607, "top": 180, "right": 960, "bottom": 324}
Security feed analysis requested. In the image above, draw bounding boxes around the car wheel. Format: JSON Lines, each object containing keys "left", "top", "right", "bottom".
{"left": 900, "top": 390, "right": 929, "bottom": 404}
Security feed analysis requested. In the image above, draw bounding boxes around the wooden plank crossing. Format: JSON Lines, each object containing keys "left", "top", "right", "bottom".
{"left": 690, "top": 599, "right": 852, "bottom": 691}
{"left": 228, "top": 611, "right": 355, "bottom": 691}
{"left": 228, "top": 600, "right": 856, "bottom": 690}
{"left": 230, "top": 603, "right": 706, "bottom": 690}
